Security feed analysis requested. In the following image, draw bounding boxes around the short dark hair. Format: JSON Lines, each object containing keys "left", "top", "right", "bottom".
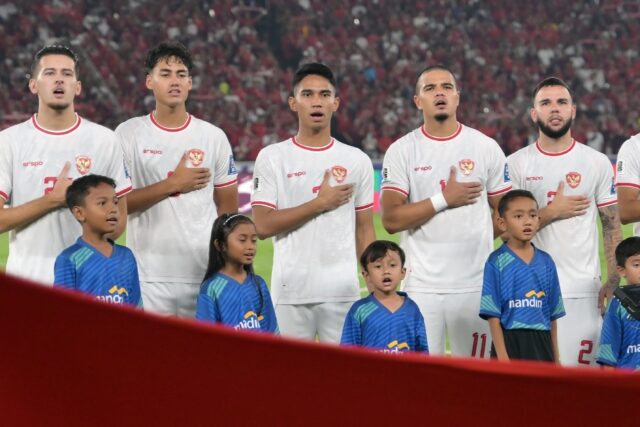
{"left": 532, "top": 77, "right": 573, "bottom": 104}
{"left": 360, "top": 240, "right": 406, "bottom": 271}
{"left": 145, "top": 41, "right": 194, "bottom": 73}
{"left": 497, "top": 189, "right": 538, "bottom": 217}
{"left": 415, "top": 64, "right": 458, "bottom": 94}
{"left": 31, "top": 45, "right": 79, "bottom": 78}
{"left": 616, "top": 237, "right": 640, "bottom": 268}
{"left": 292, "top": 63, "right": 337, "bottom": 95}
{"left": 66, "top": 174, "right": 116, "bottom": 210}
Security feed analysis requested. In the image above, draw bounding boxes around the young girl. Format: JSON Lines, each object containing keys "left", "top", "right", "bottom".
{"left": 195, "top": 213, "right": 278, "bottom": 334}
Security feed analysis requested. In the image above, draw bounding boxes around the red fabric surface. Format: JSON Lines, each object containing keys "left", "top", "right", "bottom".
{"left": 1, "top": 272, "right": 639, "bottom": 426}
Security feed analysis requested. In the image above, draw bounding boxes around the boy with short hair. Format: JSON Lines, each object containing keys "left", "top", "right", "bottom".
{"left": 341, "top": 240, "right": 428, "bottom": 354}
{"left": 54, "top": 175, "right": 142, "bottom": 308}
{"left": 597, "top": 237, "right": 640, "bottom": 370}
{"left": 480, "top": 189, "right": 565, "bottom": 362}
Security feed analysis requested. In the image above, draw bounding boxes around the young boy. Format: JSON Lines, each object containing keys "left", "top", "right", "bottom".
{"left": 341, "top": 241, "right": 428, "bottom": 354}
{"left": 597, "top": 237, "right": 640, "bottom": 370}
{"left": 54, "top": 175, "right": 142, "bottom": 308}
{"left": 480, "top": 189, "right": 565, "bottom": 362}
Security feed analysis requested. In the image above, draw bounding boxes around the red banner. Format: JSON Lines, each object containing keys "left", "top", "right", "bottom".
{"left": 1, "top": 273, "right": 638, "bottom": 426}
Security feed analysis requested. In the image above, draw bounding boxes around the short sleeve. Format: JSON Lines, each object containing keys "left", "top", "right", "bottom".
{"left": 195, "top": 280, "right": 221, "bottom": 322}
{"left": 486, "top": 139, "right": 512, "bottom": 197}
{"left": 340, "top": 304, "right": 362, "bottom": 346}
{"left": 479, "top": 259, "right": 502, "bottom": 320}
{"left": 212, "top": 129, "right": 238, "bottom": 188}
{"left": 354, "top": 153, "right": 374, "bottom": 211}
{"left": 53, "top": 255, "right": 77, "bottom": 290}
{"left": 506, "top": 152, "right": 523, "bottom": 190}
{"left": 380, "top": 141, "right": 410, "bottom": 198}
{"left": 596, "top": 298, "right": 623, "bottom": 367}
{"left": 548, "top": 258, "right": 566, "bottom": 320}
{"left": 251, "top": 148, "right": 279, "bottom": 210}
{"left": 616, "top": 135, "right": 640, "bottom": 190}
{"left": 594, "top": 154, "right": 616, "bottom": 208}
{"left": 106, "top": 130, "right": 132, "bottom": 197}
{"left": 0, "top": 132, "right": 13, "bottom": 202}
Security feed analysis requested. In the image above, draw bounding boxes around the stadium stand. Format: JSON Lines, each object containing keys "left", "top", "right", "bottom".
{"left": 0, "top": 0, "right": 638, "bottom": 160}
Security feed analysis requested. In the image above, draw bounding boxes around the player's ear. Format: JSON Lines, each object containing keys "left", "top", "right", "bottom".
{"left": 413, "top": 94, "right": 422, "bottom": 111}
{"left": 331, "top": 96, "right": 340, "bottom": 113}
{"left": 496, "top": 216, "right": 507, "bottom": 233}
{"left": 616, "top": 265, "right": 626, "bottom": 279}
{"left": 288, "top": 95, "right": 297, "bottom": 112}
{"left": 71, "top": 206, "right": 85, "bottom": 222}
{"left": 400, "top": 266, "right": 407, "bottom": 280}
{"left": 529, "top": 107, "right": 538, "bottom": 123}
{"left": 28, "top": 79, "right": 38, "bottom": 95}
{"left": 145, "top": 74, "right": 153, "bottom": 90}
{"left": 74, "top": 80, "right": 82, "bottom": 97}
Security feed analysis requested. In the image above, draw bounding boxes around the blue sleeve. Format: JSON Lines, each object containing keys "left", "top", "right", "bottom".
{"left": 548, "top": 259, "right": 566, "bottom": 321}
{"left": 479, "top": 260, "right": 501, "bottom": 320}
{"left": 259, "top": 277, "right": 279, "bottom": 334}
{"left": 597, "top": 299, "right": 623, "bottom": 367}
{"left": 415, "top": 310, "right": 429, "bottom": 354}
{"left": 53, "top": 255, "right": 77, "bottom": 290}
{"left": 340, "top": 304, "right": 362, "bottom": 346}
{"left": 195, "top": 281, "right": 221, "bottom": 323}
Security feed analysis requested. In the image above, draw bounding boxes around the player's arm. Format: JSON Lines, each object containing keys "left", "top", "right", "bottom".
{"left": 597, "top": 204, "right": 622, "bottom": 313}
{"left": 213, "top": 184, "right": 238, "bottom": 216}
{"left": 253, "top": 170, "right": 353, "bottom": 239}
{"left": 126, "top": 152, "right": 211, "bottom": 214}
{"left": 487, "top": 317, "right": 509, "bottom": 361}
{"left": 537, "top": 181, "right": 590, "bottom": 229}
{"left": 0, "top": 162, "right": 72, "bottom": 233}
{"left": 616, "top": 186, "right": 640, "bottom": 224}
{"left": 355, "top": 208, "right": 375, "bottom": 260}
{"left": 381, "top": 166, "right": 482, "bottom": 234}
{"left": 550, "top": 320, "right": 561, "bottom": 364}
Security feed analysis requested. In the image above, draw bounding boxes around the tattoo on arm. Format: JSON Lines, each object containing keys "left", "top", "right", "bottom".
{"left": 599, "top": 205, "right": 622, "bottom": 286}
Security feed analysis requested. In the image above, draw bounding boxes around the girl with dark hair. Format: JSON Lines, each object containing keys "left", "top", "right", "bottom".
{"left": 195, "top": 213, "right": 278, "bottom": 333}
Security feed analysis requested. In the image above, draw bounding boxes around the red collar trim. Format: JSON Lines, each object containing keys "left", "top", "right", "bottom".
{"left": 150, "top": 112, "right": 191, "bottom": 132}
{"left": 31, "top": 114, "right": 81, "bottom": 135}
{"left": 535, "top": 139, "right": 576, "bottom": 156}
{"left": 420, "top": 123, "right": 462, "bottom": 141}
{"left": 291, "top": 136, "right": 334, "bottom": 151}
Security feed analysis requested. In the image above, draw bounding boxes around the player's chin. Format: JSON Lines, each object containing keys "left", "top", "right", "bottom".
{"left": 46, "top": 101, "right": 72, "bottom": 111}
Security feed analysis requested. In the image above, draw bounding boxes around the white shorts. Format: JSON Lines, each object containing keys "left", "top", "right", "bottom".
{"left": 409, "top": 291, "right": 491, "bottom": 358}
{"left": 275, "top": 302, "right": 353, "bottom": 344}
{"left": 556, "top": 296, "right": 601, "bottom": 367}
{"left": 140, "top": 281, "right": 200, "bottom": 318}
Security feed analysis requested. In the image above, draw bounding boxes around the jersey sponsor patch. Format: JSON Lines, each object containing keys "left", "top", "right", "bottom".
{"left": 228, "top": 155, "right": 237, "bottom": 175}
{"left": 76, "top": 155, "right": 92, "bottom": 175}
{"left": 253, "top": 176, "right": 262, "bottom": 192}
{"left": 188, "top": 148, "right": 204, "bottom": 166}
{"left": 566, "top": 171, "right": 582, "bottom": 189}
{"left": 331, "top": 165, "right": 347, "bottom": 183}
{"left": 504, "top": 163, "right": 511, "bottom": 182}
{"left": 459, "top": 159, "right": 475, "bottom": 176}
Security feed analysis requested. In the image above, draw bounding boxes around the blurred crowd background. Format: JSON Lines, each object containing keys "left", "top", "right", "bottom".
{"left": 1, "top": 0, "right": 638, "bottom": 160}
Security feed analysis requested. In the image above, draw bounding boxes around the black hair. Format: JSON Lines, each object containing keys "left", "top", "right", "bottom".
{"left": 31, "top": 45, "right": 79, "bottom": 78}
{"left": 615, "top": 237, "right": 640, "bottom": 268}
{"left": 532, "top": 77, "right": 573, "bottom": 104}
{"left": 65, "top": 174, "right": 116, "bottom": 210}
{"left": 415, "top": 64, "right": 458, "bottom": 94}
{"left": 497, "top": 189, "right": 538, "bottom": 217}
{"left": 145, "top": 41, "right": 194, "bottom": 73}
{"left": 292, "top": 62, "right": 337, "bottom": 95}
{"left": 203, "top": 213, "right": 264, "bottom": 315}
{"left": 360, "top": 240, "right": 406, "bottom": 272}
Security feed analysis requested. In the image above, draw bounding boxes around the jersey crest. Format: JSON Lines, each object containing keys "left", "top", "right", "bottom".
{"left": 331, "top": 165, "right": 348, "bottom": 183}
{"left": 188, "top": 149, "right": 204, "bottom": 167}
{"left": 459, "top": 159, "right": 475, "bottom": 176}
{"left": 566, "top": 171, "right": 582, "bottom": 189}
{"left": 75, "top": 155, "right": 92, "bottom": 175}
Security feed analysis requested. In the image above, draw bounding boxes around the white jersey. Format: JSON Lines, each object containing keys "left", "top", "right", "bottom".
{"left": 116, "top": 113, "right": 237, "bottom": 284}
{"left": 381, "top": 123, "right": 512, "bottom": 293}
{"left": 508, "top": 139, "right": 616, "bottom": 297}
{"left": 0, "top": 115, "right": 132, "bottom": 285}
{"left": 251, "top": 137, "right": 374, "bottom": 304}
{"left": 615, "top": 133, "right": 640, "bottom": 236}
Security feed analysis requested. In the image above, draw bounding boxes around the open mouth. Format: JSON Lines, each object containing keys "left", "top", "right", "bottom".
{"left": 53, "top": 88, "right": 65, "bottom": 96}
{"left": 106, "top": 217, "right": 118, "bottom": 226}
{"left": 382, "top": 277, "right": 392, "bottom": 283}
{"left": 310, "top": 112, "right": 324, "bottom": 120}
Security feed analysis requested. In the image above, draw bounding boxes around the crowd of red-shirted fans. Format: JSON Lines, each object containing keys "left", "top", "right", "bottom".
{"left": 1, "top": 0, "right": 638, "bottom": 160}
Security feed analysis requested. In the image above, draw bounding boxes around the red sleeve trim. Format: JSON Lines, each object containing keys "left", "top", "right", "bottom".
{"left": 355, "top": 202, "right": 374, "bottom": 211}
{"left": 116, "top": 186, "right": 133, "bottom": 197}
{"left": 0, "top": 190, "right": 8, "bottom": 201}
{"left": 214, "top": 178, "right": 238, "bottom": 188}
{"left": 381, "top": 186, "right": 409, "bottom": 197}
{"left": 251, "top": 201, "right": 277, "bottom": 210}
{"left": 616, "top": 182, "right": 640, "bottom": 189}
{"left": 596, "top": 200, "right": 617, "bottom": 208}
{"left": 487, "top": 185, "right": 512, "bottom": 196}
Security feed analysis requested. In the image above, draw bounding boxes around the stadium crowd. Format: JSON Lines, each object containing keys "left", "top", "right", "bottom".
{"left": 0, "top": 0, "right": 638, "bottom": 160}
